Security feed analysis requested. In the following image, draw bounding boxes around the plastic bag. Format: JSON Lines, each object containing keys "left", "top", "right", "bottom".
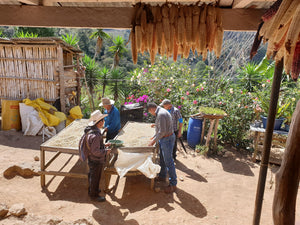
{"left": 24, "top": 111, "right": 43, "bottom": 136}
{"left": 19, "top": 103, "right": 36, "bottom": 132}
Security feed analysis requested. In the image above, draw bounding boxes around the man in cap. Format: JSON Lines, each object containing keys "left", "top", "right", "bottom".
{"left": 99, "top": 97, "right": 121, "bottom": 142}
{"left": 80, "top": 110, "right": 111, "bottom": 202}
{"left": 160, "top": 99, "right": 183, "bottom": 161}
{"left": 147, "top": 102, "right": 177, "bottom": 194}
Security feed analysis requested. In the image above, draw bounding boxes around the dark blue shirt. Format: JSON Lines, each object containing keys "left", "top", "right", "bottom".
{"left": 104, "top": 105, "right": 121, "bottom": 134}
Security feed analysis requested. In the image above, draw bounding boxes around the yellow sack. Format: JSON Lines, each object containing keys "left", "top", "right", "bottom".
{"left": 36, "top": 98, "right": 57, "bottom": 111}
{"left": 55, "top": 111, "right": 67, "bottom": 122}
{"left": 23, "top": 98, "right": 60, "bottom": 127}
{"left": 1, "top": 100, "right": 21, "bottom": 130}
{"left": 69, "top": 106, "right": 83, "bottom": 119}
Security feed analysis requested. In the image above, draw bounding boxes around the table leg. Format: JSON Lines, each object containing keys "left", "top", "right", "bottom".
{"left": 213, "top": 119, "right": 220, "bottom": 151}
{"left": 150, "top": 178, "right": 154, "bottom": 190}
{"left": 40, "top": 148, "right": 45, "bottom": 187}
{"left": 252, "top": 131, "right": 259, "bottom": 162}
{"left": 201, "top": 119, "right": 206, "bottom": 144}
{"left": 205, "top": 119, "right": 215, "bottom": 147}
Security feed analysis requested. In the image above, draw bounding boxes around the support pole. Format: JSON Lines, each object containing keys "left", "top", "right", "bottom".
{"left": 252, "top": 59, "right": 283, "bottom": 225}
{"left": 273, "top": 99, "right": 300, "bottom": 225}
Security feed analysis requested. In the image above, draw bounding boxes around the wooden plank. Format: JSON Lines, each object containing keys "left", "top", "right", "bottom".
{"left": 39, "top": 170, "right": 88, "bottom": 178}
{"left": 233, "top": 0, "right": 275, "bottom": 8}
{"left": 0, "top": 5, "right": 264, "bottom": 31}
{"left": 205, "top": 119, "right": 215, "bottom": 147}
{"left": 57, "top": 45, "right": 66, "bottom": 113}
{"left": 273, "top": 100, "right": 300, "bottom": 225}
{"left": 19, "top": 0, "right": 40, "bottom": 5}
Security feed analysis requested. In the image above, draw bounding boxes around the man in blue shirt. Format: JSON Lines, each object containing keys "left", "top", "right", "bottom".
{"left": 160, "top": 99, "right": 183, "bottom": 161}
{"left": 99, "top": 97, "right": 121, "bottom": 142}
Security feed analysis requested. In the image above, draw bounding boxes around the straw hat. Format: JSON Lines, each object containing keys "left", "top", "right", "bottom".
{"left": 88, "top": 110, "right": 107, "bottom": 126}
{"left": 99, "top": 97, "right": 115, "bottom": 107}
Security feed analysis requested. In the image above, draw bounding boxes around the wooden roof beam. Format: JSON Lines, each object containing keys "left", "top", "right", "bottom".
{"left": 233, "top": 0, "right": 274, "bottom": 8}
{"left": 0, "top": 5, "right": 264, "bottom": 31}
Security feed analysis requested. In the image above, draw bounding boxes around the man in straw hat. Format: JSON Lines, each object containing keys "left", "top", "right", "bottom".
{"left": 99, "top": 97, "right": 121, "bottom": 142}
{"left": 79, "top": 110, "right": 111, "bottom": 202}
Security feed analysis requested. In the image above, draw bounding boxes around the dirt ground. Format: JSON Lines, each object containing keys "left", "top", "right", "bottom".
{"left": 0, "top": 129, "right": 299, "bottom": 225}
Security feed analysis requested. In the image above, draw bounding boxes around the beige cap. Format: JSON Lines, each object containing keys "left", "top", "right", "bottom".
{"left": 99, "top": 97, "right": 115, "bottom": 107}
{"left": 88, "top": 110, "right": 107, "bottom": 126}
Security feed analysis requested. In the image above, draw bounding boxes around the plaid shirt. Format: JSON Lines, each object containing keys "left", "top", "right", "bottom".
{"left": 169, "top": 106, "right": 183, "bottom": 132}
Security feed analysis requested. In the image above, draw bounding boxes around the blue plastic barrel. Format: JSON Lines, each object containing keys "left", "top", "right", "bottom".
{"left": 187, "top": 117, "right": 203, "bottom": 148}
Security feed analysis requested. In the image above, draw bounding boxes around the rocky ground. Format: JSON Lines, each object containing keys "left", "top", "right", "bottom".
{"left": 0, "top": 129, "right": 299, "bottom": 225}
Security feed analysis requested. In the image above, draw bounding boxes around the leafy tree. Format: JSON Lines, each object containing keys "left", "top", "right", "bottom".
{"left": 99, "top": 66, "right": 110, "bottom": 97}
{"left": 109, "top": 68, "right": 126, "bottom": 101}
{"left": 89, "top": 29, "right": 111, "bottom": 60}
{"left": 14, "top": 27, "right": 56, "bottom": 37}
{"left": 14, "top": 31, "right": 38, "bottom": 38}
{"left": 61, "top": 33, "right": 79, "bottom": 48}
{"left": 82, "top": 55, "right": 100, "bottom": 110}
{"left": 109, "top": 36, "right": 127, "bottom": 68}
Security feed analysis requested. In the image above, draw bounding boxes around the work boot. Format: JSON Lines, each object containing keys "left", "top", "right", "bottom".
{"left": 164, "top": 185, "right": 176, "bottom": 194}
{"left": 155, "top": 176, "right": 166, "bottom": 182}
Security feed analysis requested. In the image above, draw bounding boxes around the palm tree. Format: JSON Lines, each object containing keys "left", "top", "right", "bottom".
{"left": 99, "top": 66, "right": 110, "bottom": 97}
{"left": 109, "top": 68, "right": 126, "bottom": 101}
{"left": 89, "top": 29, "right": 110, "bottom": 60}
{"left": 82, "top": 55, "right": 100, "bottom": 111}
{"left": 61, "top": 33, "right": 79, "bottom": 48}
{"left": 109, "top": 36, "right": 127, "bottom": 69}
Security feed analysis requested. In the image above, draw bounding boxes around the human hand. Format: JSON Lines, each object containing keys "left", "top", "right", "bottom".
{"left": 105, "top": 143, "right": 111, "bottom": 147}
{"left": 177, "top": 132, "right": 182, "bottom": 138}
{"left": 151, "top": 124, "right": 155, "bottom": 128}
{"left": 148, "top": 140, "right": 155, "bottom": 146}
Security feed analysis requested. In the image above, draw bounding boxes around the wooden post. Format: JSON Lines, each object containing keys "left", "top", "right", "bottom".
{"left": 57, "top": 45, "right": 66, "bottom": 113}
{"left": 253, "top": 59, "right": 283, "bottom": 225}
{"left": 76, "top": 55, "right": 81, "bottom": 106}
{"left": 213, "top": 119, "right": 219, "bottom": 151}
{"left": 252, "top": 131, "right": 260, "bottom": 162}
{"left": 201, "top": 118, "right": 206, "bottom": 144}
{"left": 273, "top": 100, "right": 300, "bottom": 225}
{"left": 205, "top": 119, "right": 215, "bottom": 147}
{"left": 40, "top": 147, "right": 45, "bottom": 187}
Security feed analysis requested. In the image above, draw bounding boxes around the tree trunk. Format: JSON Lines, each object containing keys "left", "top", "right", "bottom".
{"left": 273, "top": 99, "right": 300, "bottom": 225}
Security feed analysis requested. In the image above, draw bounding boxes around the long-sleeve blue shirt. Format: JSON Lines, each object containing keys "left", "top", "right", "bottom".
{"left": 104, "top": 105, "right": 121, "bottom": 134}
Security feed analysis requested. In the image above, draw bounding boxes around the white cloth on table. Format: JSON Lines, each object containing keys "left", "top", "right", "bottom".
{"left": 114, "top": 150, "right": 160, "bottom": 179}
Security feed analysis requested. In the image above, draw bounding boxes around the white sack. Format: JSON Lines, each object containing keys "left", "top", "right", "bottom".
{"left": 24, "top": 111, "right": 44, "bottom": 136}
{"left": 19, "top": 103, "right": 36, "bottom": 132}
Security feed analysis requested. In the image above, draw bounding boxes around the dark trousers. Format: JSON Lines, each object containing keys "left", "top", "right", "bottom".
{"left": 105, "top": 131, "right": 119, "bottom": 143}
{"left": 88, "top": 158, "right": 103, "bottom": 197}
{"left": 173, "top": 130, "right": 178, "bottom": 159}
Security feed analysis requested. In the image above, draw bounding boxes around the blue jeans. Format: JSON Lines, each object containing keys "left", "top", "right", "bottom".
{"left": 159, "top": 133, "right": 177, "bottom": 186}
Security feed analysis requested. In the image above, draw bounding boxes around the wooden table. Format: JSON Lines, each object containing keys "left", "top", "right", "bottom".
{"left": 40, "top": 119, "right": 90, "bottom": 187}
{"left": 250, "top": 126, "right": 288, "bottom": 164}
{"left": 104, "top": 121, "right": 158, "bottom": 192}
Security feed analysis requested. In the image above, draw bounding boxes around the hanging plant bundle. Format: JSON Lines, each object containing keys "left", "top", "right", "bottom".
{"left": 250, "top": 0, "right": 300, "bottom": 81}
{"left": 130, "top": 3, "right": 224, "bottom": 65}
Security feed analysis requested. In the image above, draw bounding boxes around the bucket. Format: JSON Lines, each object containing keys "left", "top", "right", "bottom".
{"left": 261, "top": 116, "right": 284, "bottom": 130}
{"left": 1, "top": 100, "right": 21, "bottom": 131}
{"left": 187, "top": 117, "right": 203, "bottom": 148}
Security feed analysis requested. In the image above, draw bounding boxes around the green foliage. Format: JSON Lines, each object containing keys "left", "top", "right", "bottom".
{"left": 0, "top": 29, "right": 5, "bottom": 38}
{"left": 14, "top": 31, "right": 38, "bottom": 38}
{"left": 14, "top": 27, "right": 56, "bottom": 37}
{"left": 195, "top": 145, "right": 209, "bottom": 156}
{"left": 108, "top": 68, "right": 126, "bottom": 102}
{"left": 199, "top": 106, "right": 226, "bottom": 116}
{"left": 109, "top": 36, "right": 127, "bottom": 68}
{"left": 61, "top": 33, "right": 79, "bottom": 48}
